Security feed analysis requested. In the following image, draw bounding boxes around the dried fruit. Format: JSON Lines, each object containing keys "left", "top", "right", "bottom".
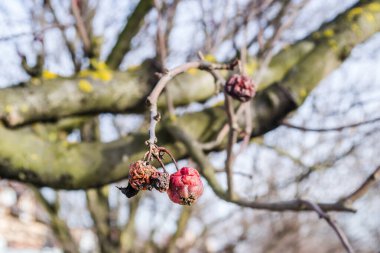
{"left": 167, "top": 167, "right": 203, "bottom": 205}
{"left": 225, "top": 74, "right": 255, "bottom": 102}
{"left": 128, "top": 160, "right": 157, "bottom": 191}
{"left": 151, "top": 171, "right": 170, "bottom": 192}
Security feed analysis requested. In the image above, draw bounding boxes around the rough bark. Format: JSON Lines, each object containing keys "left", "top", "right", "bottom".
{"left": 0, "top": 0, "right": 379, "bottom": 192}
{"left": 0, "top": 68, "right": 216, "bottom": 127}
{"left": 0, "top": 42, "right": 312, "bottom": 127}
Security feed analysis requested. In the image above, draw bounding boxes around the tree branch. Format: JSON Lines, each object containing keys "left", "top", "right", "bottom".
{"left": 86, "top": 187, "right": 118, "bottom": 252}
{"left": 224, "top": 93, "right": 238, "bottom": 198}
{"left": 165, "top": 121, "right": 355, "bottom": 212}
{"left": 1, "top": 0, "right": 378, "bottom": 128}
{"left": 71, "top": 0, "right": 92, "bottom": 55}
{"left": 106, "top": 0, "right": 154, "bottom": 69}
{"left": 146, "top": 60, "right": 236, "bottom": 144}
{"left": 339, "top": 165, "right": 380, "bottom": 206}
{"left": 46, "top": 0, "right": 79, "bottom": 71}
{"left": 32, "top": 187, "right": 79, "bottom": 253}
{"left": 301, "top": 200, "right": 355, "bottom": 253}
{"left": 281, "top": 116, "right": 380, "bottom": 132}
{"left": 0, "top": 1, "right": 379, "bottom": 190}
{"left": 0, "top": 69, "right": 214, "bottom": 127}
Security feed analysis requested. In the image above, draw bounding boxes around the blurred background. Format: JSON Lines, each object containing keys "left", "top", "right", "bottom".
{"left": 0, "top": 0, "right": 379, "bottom": 252}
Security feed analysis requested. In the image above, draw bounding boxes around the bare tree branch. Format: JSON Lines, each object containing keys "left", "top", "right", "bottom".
{"left": 0, "top": 0, "right": 379, "bottom": 190}
{"left": 339, "top": 165, "right": 380, "bottom": 206}
{"left": 32, "top": 187, "right": 79, "bottom": 253}
{"left": 146, "top": 60, "right": 237, "bottom": 144}
{"left": 71, "top": 0, "right": 92, "bottom": 55}
{"left": 301, "top": 200, "right": 355, "bottom": 253}
{"left": 45, "top": 0, "right": 79, "bottom": 71}
{"left": 106, "top": 0, "right": 154, "bottom": 69}
{"left": 281, "top": 116, "right": 380, "bottom": 132}
{"left": 86, "top": 187, "right": 118, "bottom": 252}
{"left": 224, "top": 92, "right": 238, "bottom": 198}
{"left": 165, "top": 121, "right": 355, "bottom": 213}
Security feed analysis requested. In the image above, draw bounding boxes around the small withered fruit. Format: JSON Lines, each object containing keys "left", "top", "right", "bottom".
{"left": 167, "top": 167, "right": 204, "bottom": 206}
{"left": 225, "top": 74, "right": 256, "bottom": 102}
{"left": 118, "top": 160, "right": 171, "bottom": 198}
{"left": 150, "top": 171, "right": 170, "bottom": 192}
{"left": 128, "top": 160, "right": 158, "bottom": 191}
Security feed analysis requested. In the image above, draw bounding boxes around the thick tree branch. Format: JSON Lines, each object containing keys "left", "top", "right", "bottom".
{"left": 0, "top": 1, "right": 379, "bottom": 191}
{"left": 106, "top": 0, "right": 154, "bottom": 69}
{"left": 0, "top": 69, "right": 215, "bottom": 127}
{"left": 2, "top": 0, "right": 379, "bottom": 127}
{"left": 0, "top": 35, "right": 312, "bottom": 127}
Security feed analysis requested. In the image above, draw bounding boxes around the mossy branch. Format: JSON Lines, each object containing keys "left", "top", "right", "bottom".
{"left": 0, "top": 1, "right": 379, "bottom": 192}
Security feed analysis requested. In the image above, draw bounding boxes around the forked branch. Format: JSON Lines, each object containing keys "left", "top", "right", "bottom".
{"left": 146, "top": 60, "right": 237, "bottom": 145}
{"left": 301, "top": 200, "right": 354, "bottom": 253}
{"left": 165, "top": 121, "right": 358, "bottom": 212}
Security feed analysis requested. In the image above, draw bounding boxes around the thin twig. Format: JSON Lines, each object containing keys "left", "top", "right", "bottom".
{"left": 146, "top": 61, "right": 236, "bottom": 145}
{"left": 166, "top": 121, "right": 356, "bottom": 213}
{"left": 199, "top": 104, "right": 246, "bottom": 150}
{"left": 198, "top": 124, "right": 229, "bottom": 150}
{"left": 46, "top": 0, "right": 79, "bottom": 71}
{"left": 301, "top": 200, "right": 355, "bottom": 253}
{"left": 199, "top": 53, "right": 239, "bottom": 197}
{"left": 215, "top": 169, "right": 253, "bottom": 179}
{"left": 253, "top": 0, "right": 309, "bottom": 84}
{"left": 159, "top": 146, "right": 179, "bottom": 171}
{"left": 281, "top": 116, "right": 380, "bottom": 132}
{"left": 0, "top": 23, "right": 73, "bottom": 42}
{"left": 238, "top": 103, "right": 252, "bottom": 152}
{"left": 224, "top": 91, "right": 238, "bottom": 198}
{"left": 154, "top": 0, "right": 175, "bottom": 116}
{"left": 339, "top": 165, "right": 380, "bottom": 205}
{"left": 152, "top": 152, "right": 167, "bottom": 172}
{"left": 238, "top": 20, "right": 253, "bottom": 153}
{"left": 164, "top": 0, "right": 180, "bottom": 41}
{"left": 154, "top": 0, "right": 167, "bottom": 68}
{"left": 71, "top": 0, "right": 91, "bottom": 54}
